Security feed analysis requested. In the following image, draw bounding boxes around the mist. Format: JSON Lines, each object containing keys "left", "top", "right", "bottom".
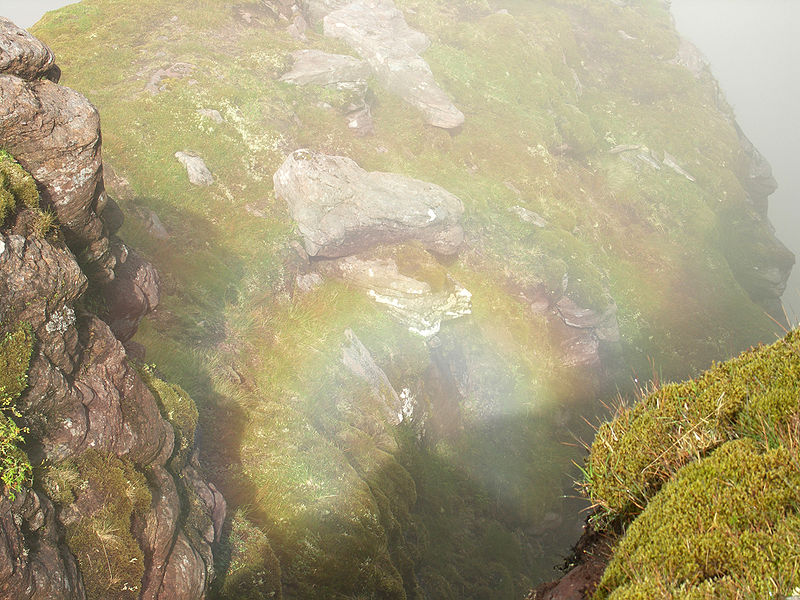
{"left": 1, "top": 0, "right": 799, "bottom": 598}
{"left": 670, "top": 0, "right": 800, "bottom": 319}
{"left": 0, "top": 0, "right": 79, "bottom": 29}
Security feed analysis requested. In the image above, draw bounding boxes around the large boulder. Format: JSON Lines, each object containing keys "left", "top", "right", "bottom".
{"left": 321, "top": 0, "right": 465, "bottom": 128}
{"left": 0, "top": 75, "right": 115, "bottom": 281}
{"left": 0, "top": 17, "right": 60, "bottom": 82}
{"left": 274, "top": 149, "right": 465, "bottom": 256}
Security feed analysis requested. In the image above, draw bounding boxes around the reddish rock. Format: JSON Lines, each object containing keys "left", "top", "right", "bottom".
{"left": 0, "top": 17, "right": 60, "bottom": 82}
{"left": 0, "top": 75, "right": 115, "bottom": 281}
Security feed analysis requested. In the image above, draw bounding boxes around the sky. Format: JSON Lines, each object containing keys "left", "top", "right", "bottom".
{"left": 670, "top": 0, "right": 800, "bottom": 320}
{"left": 0, "top": 0, "right": 79, "bottom": 29}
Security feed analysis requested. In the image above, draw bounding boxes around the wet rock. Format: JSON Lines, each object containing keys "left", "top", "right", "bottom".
{"left": 322, "top": 0, "right": 465, "bottom": 128}
{"left": 341, "top": 328, "right": 404, "bottom": 426}
{"left": 0, "top": 17, "right": 60, "bottom": 82}
{"left": 280, "top": 49, "right": 370, "bottom": 91}
{"left": 553, "top": 296, "right": 621, "bottom": 368}
{"left": 555, "top": 296, "right": 620, "bottom": 343}
{"left": 138, "top": 467, "right": 181, "bottom": 600}
{"left": 174, "top": 151, "right": 213, "bottom": 186}
{"left": 274, "top": 149, "right": 465, "bottom": 256}
{"left": 328, "top": 253, "right": 472, "bottom": 336}
{"left": 0, "top": 75, "right": 115, "bottom": 281}
{"left": 158, "top": 534, "right": 208, "bottom": 599}
{"left": 197, "top": 108, "right": 223, "bottom": 123}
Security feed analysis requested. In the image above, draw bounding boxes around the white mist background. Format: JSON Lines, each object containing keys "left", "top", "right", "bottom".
{"left": 0, "top": 0, "right": 79, "bottom": 29}
{"left": 670, "top": 0, "right": 800, "bottom": 320}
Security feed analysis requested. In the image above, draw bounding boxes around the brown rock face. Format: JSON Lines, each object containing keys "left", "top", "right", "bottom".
{"left": 0, "top": 17, "right": 60, "bottom": 82}
{"left": 104, "top": 244, "right": 161, "bottom": 342}
{"left": 0, "top": 490, "right": 84, "bottom": 600}
{"left": 0, "top": 21, "right": 224, "bottom": 600}
{"left": 0, "top": 74, "right": 114, "bottom": 281}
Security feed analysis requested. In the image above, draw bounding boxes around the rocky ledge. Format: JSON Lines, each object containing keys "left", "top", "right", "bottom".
{"left": 0, "top": 19, "right": 224, "bottom": 600}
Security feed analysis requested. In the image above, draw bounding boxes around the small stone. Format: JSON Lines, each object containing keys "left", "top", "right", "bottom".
{"left": 175, "top": 151, "right": 213, "bottom": 186}
{"left": 197, "top": 108, "right": 223, "bottom": 123}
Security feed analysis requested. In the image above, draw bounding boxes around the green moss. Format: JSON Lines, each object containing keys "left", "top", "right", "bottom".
{"left": 0, "top": 322, "right": 34, "bottom": 407}
{"left": 138, "top": 365, "right": 198, "bottom": 471}
{"left": 0, "top": 322, "right": 34, "bottom": 498}
{"left": 0, "top": 149, "right": 59, "bottom": 238}
{"left": 587, "top": 329, "right": 800, "bottom": 520}
{"left": 0, "top": 150, "right": 40, "bottom": 224}
{"left": 215, "top": 509, "right": 282, "bottom": 600}
{"left": 59, "top": 450, "right": 150, "bottom": 600}
{"left": 595, "top": 439, "right": 800, "bottom": 599}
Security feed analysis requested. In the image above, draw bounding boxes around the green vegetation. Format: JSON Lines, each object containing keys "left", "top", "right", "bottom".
{"left": 31, "top": 0, "right": 791, "bottom": 595}
{"left": 0, "top": 149, "right": 59, "bottom": 238}
{"left": 214, "top": 509, "right": 283, "bottom": 600}
{"left": 0, "top": 322, "right": 34, "bottom": 499}
{"left": 586, "top": 329, "right": 800, "bottom": 521}
{"left": 50, "top": 450, "right": 150, "bottom": 600}
{"left": 138, "top": 364, "right": 198, "bottom": 471}
{"left": 586, "top": 330, "right": 800, "bottom": 597}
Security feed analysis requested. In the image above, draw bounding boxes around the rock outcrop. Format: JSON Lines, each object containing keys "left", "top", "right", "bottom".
{"left": 322, "top": 0, "right": 465, "bottom": 129}
{"left": 323, "top": 252, "right": 472, "bottom": 336}
{"left": 280, "top": 49, "right": 369, "bottom": 91}
{"left": 0, "top": 49, "right": 115, "bottom": 282}
{"left": 280, "top": 49, "right": 374, "bottom": 133}
{"left": 0, "top": 23, "right": 223, "bottom": 600}
{"left": 0, "top": 489, "right": 84, "bottom": 600}
{"left": 0, "top": 17, "right": 60, "bottom": 82}
{"left": 274, "top": 149, "right": 465, "bottom": 257}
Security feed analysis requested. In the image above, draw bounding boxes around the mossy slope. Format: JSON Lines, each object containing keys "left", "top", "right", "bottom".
{"left": 587, "top": 329, "right": 800, "bottom": 598}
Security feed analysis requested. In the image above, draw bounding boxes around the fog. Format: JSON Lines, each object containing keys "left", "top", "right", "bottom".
{"left": 0, "top": 0, "right": 79, "bottom": 29}
{"left": 670, "top": 0, "right": 800, "bottom": 319}
{"left": 1, "top": 1, "right": 798, "bottom": 595}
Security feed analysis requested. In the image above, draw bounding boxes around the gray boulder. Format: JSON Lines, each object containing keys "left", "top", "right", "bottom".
{"left": 273, "top": 149, "right": 465, "bottom": 256}
{"left": 174, "top": 151, "right": 213, "bottom": 186}
{"left": 280, "top": 49, "right": 370, "bottom": 91}
{"left": 322, "top": 0, "right": 465, "bottom": 129}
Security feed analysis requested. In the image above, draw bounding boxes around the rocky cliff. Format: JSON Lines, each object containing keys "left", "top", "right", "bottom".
{"left": 10, "top": 0, "right": 797, "bottom": 598}
{"left": 0, "top": 18, "right": 224, "bottom": 599}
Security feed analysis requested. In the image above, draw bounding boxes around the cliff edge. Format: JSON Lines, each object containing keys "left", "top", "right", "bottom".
{"left": 0, "top": 18, "right": 225, "bottom": 600}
